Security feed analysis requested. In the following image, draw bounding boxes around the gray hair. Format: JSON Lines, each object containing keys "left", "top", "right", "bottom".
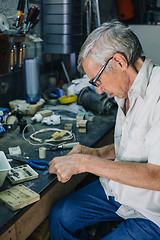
{"left": 77, "top": 20, "right": 143, "bottom": 71}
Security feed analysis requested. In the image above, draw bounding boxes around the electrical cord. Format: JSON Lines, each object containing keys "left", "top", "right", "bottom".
{"left": 22, "top": 124, "right": 75, "bottom": 146}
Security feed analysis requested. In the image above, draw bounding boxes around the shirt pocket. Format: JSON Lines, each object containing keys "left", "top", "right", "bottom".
{"left": 129, "top": 124, "right": 146, "bottom": 142}
{"left": 122, "top": 124, "right": 148, "bottom": 161}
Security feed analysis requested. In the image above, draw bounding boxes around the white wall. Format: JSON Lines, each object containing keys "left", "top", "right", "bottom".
{"left": 131, "top": 25, "right": 160, "bottom": 65}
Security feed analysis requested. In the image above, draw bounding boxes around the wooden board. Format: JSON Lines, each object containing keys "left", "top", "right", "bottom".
{"left": 0, "top": 184, "right": 40, "bottom": 211}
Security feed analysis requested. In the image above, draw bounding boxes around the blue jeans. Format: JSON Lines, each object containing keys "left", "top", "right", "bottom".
{"left": 49, "top": 180, "right": 160, "bottom": 240}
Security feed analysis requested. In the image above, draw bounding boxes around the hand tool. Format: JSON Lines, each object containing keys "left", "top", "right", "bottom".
{"left": 10, "top": 49, "right": 14, "bottom": 71}
{"left": 6, "top": 154, "right": 49, "bottom": 170}
{"left": 19, "top": 48, "right": 23, "bottom": 68}
{"left": 22, "top": 44, "right": 26, "bottom": 61}
{"left": 30, "top": 17, "right": 39, "bottom": 30}
{"left": 15, "top": 0, "right": 25, "bottom": 28}
{"left": 19, "top": 13, "right": 25, "bottom": 27}
{"left": 13, "top": 45, "right": 17, "bottom": 66}
{"left": 23, "top": 6, "right": 34, "bottom": 32}
{"left": 23, "top": 6, "right": 40, "bottom": 33}
{"left": 27, "top": 7, "right": 40, "bottom": 31}
{"left": 48, "top": 142, "right": 79, "bottom": 151}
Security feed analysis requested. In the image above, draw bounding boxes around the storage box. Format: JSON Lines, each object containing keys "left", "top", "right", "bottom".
{"left": 0, "top": 151, "right": 11, "bottom": 187}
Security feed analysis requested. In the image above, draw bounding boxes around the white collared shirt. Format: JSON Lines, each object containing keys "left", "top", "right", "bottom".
{"left": 100, "top": 58, "right": 160, "bottom": 227}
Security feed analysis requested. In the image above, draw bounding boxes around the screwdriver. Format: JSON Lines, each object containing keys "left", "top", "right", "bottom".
{"left": 27, "top": 6, "right": 40, "bottom": 30}
{"left": 30, "top": 17, "right": 39, "bottom": 30}
{"left": 15, "top": 0, "right": 25, "bottom": 28}
{"left": 19, "top": 13, "right": 25, "bottom": 27}
{"left": 23, "top": 6, "right": 40, "bottom": 33}
{"left": 23, "top": 6, "right": 34, "bottom": 32}
{"left": 48, "top": 142, "right": 80, "bottom": 151}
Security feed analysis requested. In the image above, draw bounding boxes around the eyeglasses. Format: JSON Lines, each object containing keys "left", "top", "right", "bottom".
{"left": 89, "top": 56, "right": 113, "bottom": 87}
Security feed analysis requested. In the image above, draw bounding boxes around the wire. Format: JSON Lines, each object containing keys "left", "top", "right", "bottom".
{"left": 22, "top": 124, "right": 75, "bottom": 146}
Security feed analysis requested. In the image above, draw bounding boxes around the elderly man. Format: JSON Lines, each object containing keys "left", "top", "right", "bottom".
{"left": 48, "top": 20, "right": 160, "bottom": 239}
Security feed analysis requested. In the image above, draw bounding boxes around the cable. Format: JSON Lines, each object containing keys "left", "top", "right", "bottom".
{"left": 22, "top": 124, "right": 75, "bottom": 146}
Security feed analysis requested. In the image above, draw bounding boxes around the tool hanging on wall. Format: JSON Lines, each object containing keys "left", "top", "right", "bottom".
{"left": 23, "top": 6, "right": 40, "bottom": 33}
{"left": 10, "top": 44, "right": 26, "bottom": 71}
{"left": 15, "top": 0, "right": 26, "bottom": 28}
{"left": 22, "top": 44, "right": 26, "bottom": 61}
{"left": 10, "top": 49, "right": 14, "bottom": 71}
{"left": 15, "top": 0, "right": 40, "bottom": 33}
{"left": 19, "top": 48, "right": 23, "bottom": 68}
{"left": 13, "top": 45, "right": 17, "bottom": 66}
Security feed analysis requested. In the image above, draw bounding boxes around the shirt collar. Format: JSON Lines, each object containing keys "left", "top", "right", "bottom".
{"left": 115, "top": 57, "right": 154, "bottom": 107}
{"left": 128, "top": 57, "right": 154, "bottom": 99}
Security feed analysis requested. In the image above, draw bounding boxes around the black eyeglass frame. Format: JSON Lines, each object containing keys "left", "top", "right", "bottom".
{"left": 89, "top": 56, "right": 113, "bottom": 87}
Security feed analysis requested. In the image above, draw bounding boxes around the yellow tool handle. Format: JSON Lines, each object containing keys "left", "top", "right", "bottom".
{"left": 13, "top": 45, "right": 17, "bottom": 65}
{"left": 19, "top": 48, "right": 23, "bottom": 67}
{"left": 10, "top": 49, "right": 14, "bottom": 71}
{"left": 22, "top": 44, "right": 26, "bottom": 61}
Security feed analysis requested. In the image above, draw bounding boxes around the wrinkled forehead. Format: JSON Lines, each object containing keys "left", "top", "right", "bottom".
{"left": 82, "top": 56, "right": 101, "bottom": 70}
{"left": 82, "top": 57, "right": 101, "bottom": 78}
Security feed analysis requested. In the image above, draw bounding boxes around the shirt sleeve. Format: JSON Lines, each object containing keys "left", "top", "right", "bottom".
{"left": 146, "top": 102, "right": 160, "bottom": 166}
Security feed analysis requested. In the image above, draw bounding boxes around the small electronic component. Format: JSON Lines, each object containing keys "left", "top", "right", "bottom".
{"left": 64, "top": 123, "right": 72, "bottom": 131}
{"left": 52, "top": 131, "right": 60, "bottom": 140}
{"left": 7, "top": 164, "right": 38, "bottom": 184}
{"left": 77, "top": 120, "right": 88, "bottom": 133}
{"left": 52, "top": 130, "right": 66, "bottom": 140}
{"left": 59, "top": 130, "right": 66, "bottom": 138}
{"left": 76, "top": 113, "right": 85, "bottom": 127}
{"left": 77, "top": 120, "right": 87, "bottom": 128}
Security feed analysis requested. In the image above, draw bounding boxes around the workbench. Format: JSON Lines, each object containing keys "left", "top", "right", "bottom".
{"left": 0, "top": 106, "right": 117, "bottom": 240}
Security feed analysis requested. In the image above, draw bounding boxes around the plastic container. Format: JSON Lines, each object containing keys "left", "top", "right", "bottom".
{"left": 9, "top": 98, "right": 45, "bottom": 116}
{"left": 58, "top": 95, "right": 78, "bottom": 104}
{"left": 24, "top": 57, "right": 41, "bottom": 103}
{"left": 0, "top": 151, "right": 11, "bottom": 187}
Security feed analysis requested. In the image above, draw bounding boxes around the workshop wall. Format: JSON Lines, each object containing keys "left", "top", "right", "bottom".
{"left": 0, "top": 0, "right": 42, "bottom": 60}
{"left": 0, "top": 0, "right": 41, "bottom": 35}
{"left": 0, "top": 0, "right": 48, "bottom": 107}
{"left": 1, "top": 0, "right": 160, "bottom": 108}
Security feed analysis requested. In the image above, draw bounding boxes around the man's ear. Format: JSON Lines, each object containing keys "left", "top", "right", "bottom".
{"left": 112, "top": 53, "right": 128, "bottom": 70}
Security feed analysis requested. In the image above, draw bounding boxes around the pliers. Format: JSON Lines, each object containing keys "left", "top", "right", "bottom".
{"left": 6, "top": 154, "right": 49, "bottom": 170}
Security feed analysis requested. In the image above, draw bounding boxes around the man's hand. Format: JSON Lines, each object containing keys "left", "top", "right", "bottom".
{"left": 48, "top": 143, "right": 116, "bottom": 184}
{"left": 48, "top": 154, "right": 83, "bottom": 183}
{"left": 67, "top": 144, "right": 83, "bottom": 155}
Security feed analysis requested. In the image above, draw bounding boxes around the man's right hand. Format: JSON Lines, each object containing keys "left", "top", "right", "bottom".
{"left": 67, "top": 144, "right": 83, "bottom": 155}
